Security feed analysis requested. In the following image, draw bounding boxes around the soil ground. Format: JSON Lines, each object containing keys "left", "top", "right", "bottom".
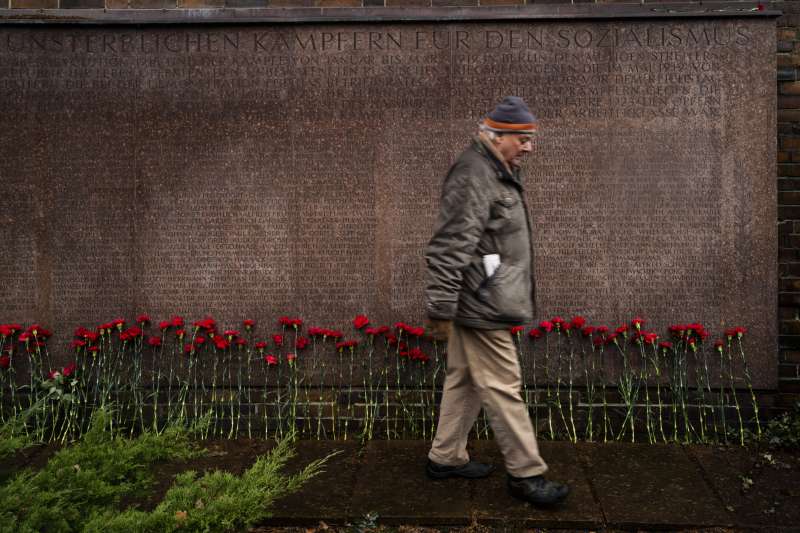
{"left": 10, "top": 438, "right": 800, "bottom": 532}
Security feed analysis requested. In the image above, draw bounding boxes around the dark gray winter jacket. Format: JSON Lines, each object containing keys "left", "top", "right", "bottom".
{"left": 424, "top": 135, "right": 536, "bottom": 329}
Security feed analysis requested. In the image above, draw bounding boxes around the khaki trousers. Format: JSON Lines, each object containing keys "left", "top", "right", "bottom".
{"left": 428, "top": 323, "right": 548, "bottom": 478}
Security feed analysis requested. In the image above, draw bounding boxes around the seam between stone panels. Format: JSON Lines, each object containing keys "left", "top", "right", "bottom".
{"left": 575, "top": 444, "right": 608, "bottom": 529}
{"left": 683, "top": 446, "right": 735, "bottom": 527}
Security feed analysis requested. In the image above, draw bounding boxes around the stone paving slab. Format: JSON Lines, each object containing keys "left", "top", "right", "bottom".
{"left": 687, "top": 445, "right": 800, "bottom": 530}
{"left": 349, "top": 440, "right": 473, "bottom": 525}
{"left": 261, "top": 439, "right": 798, "bottom": 531}
{"left": 467, "top": 440, "right": 603, "bottom": 530}
{"left": 267, "top": 440, "right": 362, "bottom": 526}
{"left": 576, "top": 442, "right": 733, "bottom": 530}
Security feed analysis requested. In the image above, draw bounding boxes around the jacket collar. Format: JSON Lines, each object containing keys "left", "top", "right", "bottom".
{"left": 473, "top": 134, "right": 524, "bottom": 190}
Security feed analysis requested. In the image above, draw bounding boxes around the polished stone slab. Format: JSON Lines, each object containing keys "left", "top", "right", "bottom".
{"left": 468, "top": 439, "right": 602, "bottom": 530}
{"left": 349, "top": 440, "right": 472, "bottom": 525}
{"left": 576, "top": 441, "right": 732, "bottom": 529}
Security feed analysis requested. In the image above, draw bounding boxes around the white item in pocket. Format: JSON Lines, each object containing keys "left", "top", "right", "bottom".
{"left": 482, "top": 254, "right": 501, "bottom": 279}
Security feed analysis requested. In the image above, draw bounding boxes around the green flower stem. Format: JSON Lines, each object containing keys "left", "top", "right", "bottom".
{"left": 543, "top": 335, "right": 554, "bottom": 440}
{"left": 693, "top": 349, "right": 708, "bottom": 444}
{"left": 700, "top": 347, "right": 718, "bottom": 442}
{"left": 638, "top": 342, "right": 655, "bottom": 444}
{"left": 736, "top": 337, "right": 761, "bottom": 438}
{"left": 649, "top": 346, "right": 667, "bottom": 443}
{"left": 725, "top": 344, "right": 744, "bottom": 445}
{"left": 566, "top": 334, "right": 577, "bottom": 443}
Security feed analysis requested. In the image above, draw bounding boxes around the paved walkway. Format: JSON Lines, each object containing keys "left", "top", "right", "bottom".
{"left": 264, "top": 440, "right": 800, "bottom": 531}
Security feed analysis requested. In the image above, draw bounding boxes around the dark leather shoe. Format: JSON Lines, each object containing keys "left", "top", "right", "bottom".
{"left": 507, "top": 474, "right": 569, "bottom": 506}
{"left": 426, "top": 459, "right": 494, "bottom": 479}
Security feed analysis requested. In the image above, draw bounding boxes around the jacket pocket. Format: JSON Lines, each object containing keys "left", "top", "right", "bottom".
{"left": 462, "top": 256, "right": 486, "bottom": 293}
{"left": 476, "top": 263, "right": 531, "bottom": 322}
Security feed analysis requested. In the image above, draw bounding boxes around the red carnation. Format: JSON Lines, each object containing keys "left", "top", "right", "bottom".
{"left": 147, "top": 336, "right": 162, "bottom": 347}
{"left": 308, "top": 327, "right": 324, "bottom": 337}
{"left": 409, "top": 347, "right": 430, "bottom": 362}
{"left": 592, "top": 336, "right": 604, "bottom": 347}
{"left": 171, "top": 316, "right": 184, "bottom": 328}
{"left": 659, "top": 341, "right": 673, "bottom": 350}
{"left": 0, "top": 355, "right": 9, "bottom": 369}
{"left": 286, "top": 353, "right": 297, "bottom": 362}
{"left": 734, "top": 326, "right": 747, "bottom": 337}
{"left": 364, "top": 327, "right": 379, "bottom": 336}
{"left": 224, "top": 329, "right": 240, "bottom": 338}
{"left": 243, "top": 319, "right": 255, "bottom": 330}
{"left": 0, "top": 325, "right": 11, "bottom": 337}
{"left": 88, "top": 345, "right": 99, "bottom": 353}
{"left": 615, "top": 324, "right": 628, "bottom": 334}
{"left": 669, "top": 325, "right": 686, "bottom": 336}
{"left": 159, "top": 320, "right": 172, "bottom": 330}
{"left": 194, "top": 336, "right": 206, "bottom": 345}
{"left": 214, "top": 337, "right": 229, "bottom": 350}
{"left": 70, "top": 340, "right": 86, "bottom": 350}
{"left": 272, "top": 334, "right": 284, "bottom": 346}
{"left": 235, "top": 338, "right": 247, "bottom": 346}
{"left": 195, "top": 318, "right": 217, "bottom": 331}
{"left": 126, "top": 326, "right": 143, "bottom": 338}
{"left": 353, "top": 315, "right": 370, "bottom": 329}
{"left": 48, "top": 369, "right": 60, "bottom": 380}
{"left": 376, "top": 326, "right": 390, "bottom": 335}
{"left": 595, "top": 326, "right": 609, "bottom": 336}
{"left": 336, "top": 340, "right": 359, "bottom": 351}
{"left": 643, "top": 333, "right": 658, "bottom": 345}
{"left": 606, "top": 333, "right": 619, "bottom": 345}
{"left": 255, "top": 341, "right": 267, "bottom": 350}
{"left": 510, "top": 326, "right": 524, "bottom": 335}
{"left": 327, "top": 330, "right": 343, "bottom": 340}
{"left": 264, "top": 354, "right": 278, "bottom": 366}
{"left": 295, "top": 336, "right": 310, "bottom": 350}
{"left": 176, "top": 329, "right": 186, "bottom": 339}
{"left": 111, "top": 318, "right": 125, "bottom": 329}
{"left": 539, "top": 321, "right": 553, "bottom": 333}
{"left": 409, "top": 327, "right": 425, "bottom": 337}
{"left": 394, "top": 322, "right": 409, "bottom": 333}
{"left": 18, "top": 332, "right": 30, "bottom": 343}
{"left": 136, "top": 314, "right": 150, "bottom": 324}
{"left": 119, "top": 332, "right": 131, "bottom": 342}
{"left": 279, "top": 317, "right": 303, "bottom": 329}
{"left": 631, "top": 317, "right": 645, "bottom": 329}
{"left": 714, "top": 339, "right": 724, "bottom": 351}
{"left": 581, "top": 326, "right": 594, "bottom": 337}
{"left": 62, "top": 362, "right": 77, "bottom": 377}
{"left": 571, "top": 316, "right": 586, "bottom": 329}
{"left": 184, "top": 343, "right": 196, "bottom": 354}
{"left": 529, "top": 328, "right": 543, "bottom": 339}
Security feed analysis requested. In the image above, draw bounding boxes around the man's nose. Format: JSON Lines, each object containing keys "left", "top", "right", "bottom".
{"left": 521, "top": 141, "right": 532, "bottom": 153}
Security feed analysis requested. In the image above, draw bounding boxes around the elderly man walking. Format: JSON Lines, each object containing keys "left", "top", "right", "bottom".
{"left": 423, "top": 96, "right": 569, "bottom": 506}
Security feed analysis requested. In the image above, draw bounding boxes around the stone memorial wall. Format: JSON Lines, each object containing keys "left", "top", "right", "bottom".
{"left": 0, "top": 14, "right": 778, "bottom": 387}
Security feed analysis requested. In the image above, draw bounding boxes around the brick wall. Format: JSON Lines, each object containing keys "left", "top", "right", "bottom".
{"left": 777, "top": 1, "right": 800, "bottom": 414}
{"left": 0, "top": 0, "right": 796, "bottom": 415}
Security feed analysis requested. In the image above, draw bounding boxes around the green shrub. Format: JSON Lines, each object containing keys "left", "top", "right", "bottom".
{"left": 762, "top": 401, "right": 800, "bottom": 449}
{"left": 83, "top": 435, "right": 339, "bottom": 533}
{"left": 0, "top": 408, "right": 201, "bottom": 533}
